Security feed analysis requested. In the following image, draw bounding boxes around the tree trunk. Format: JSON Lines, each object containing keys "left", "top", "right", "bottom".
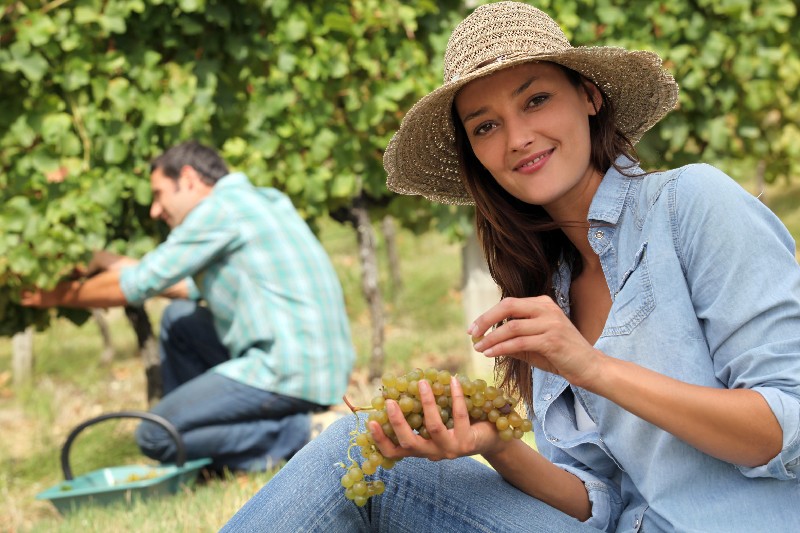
{"left": 123, "top": 305, "right": 163, "bottom": 405}
{"left": 461, "top": 229, "right": 501, "bottom": 380}
{"left": 755, "top": 159, "right": 767, "bottom": 205}
{"left": 11, "top": 327, "right": 34, "bottom": 386}
{"left": 92, "top": 309, "right": 116, "bottom": 365}
{"left": 381, "top": 215, "right": 402, "bottom": 298}
{"left": 350, "top": 201, "right": 386, "bottom": 381}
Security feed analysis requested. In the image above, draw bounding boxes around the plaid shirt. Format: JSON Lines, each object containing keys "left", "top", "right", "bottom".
{"left": 120, "top": 173, "right": 354, "bottom": 405}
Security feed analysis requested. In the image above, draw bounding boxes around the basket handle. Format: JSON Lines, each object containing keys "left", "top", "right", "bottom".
{"left": 60, "top": 410, "right": 187, "bottom": 480}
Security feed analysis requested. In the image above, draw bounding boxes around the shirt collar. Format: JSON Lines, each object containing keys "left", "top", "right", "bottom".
{"left": 214, "top": 172, "right": 251, "bottom": 189}
{"left": 587, "top": 155, "right": 642, "bottom": 225}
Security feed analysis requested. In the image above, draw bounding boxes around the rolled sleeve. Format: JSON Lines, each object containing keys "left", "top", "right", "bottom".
{"left": 535, "top": 419, "right": 622, "bottom": 532}
{"left": 738, "top": 387, "right": 800, "bottom": 480}
{"left": 558, "top": 464, "right": 621, "bottom": 531}
{"left": 119, "top": 264, "right": 149, "bottom": 305}
{"left": 184, "top": 276, "right": 201, "bottom": 300}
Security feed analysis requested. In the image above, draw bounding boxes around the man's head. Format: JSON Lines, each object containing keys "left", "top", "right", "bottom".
{"left": 148, "top": 141, "right": 229, "bottom": 228}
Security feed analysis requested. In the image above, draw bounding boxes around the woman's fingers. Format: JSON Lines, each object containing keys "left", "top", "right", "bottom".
{"left": 468, "top": 296, "right": 554, "bottom": 340}
{"left": 449, "top": 376, "right": 472, "bottom": 431}
{"left": 369, "top": 377, "right": 487, "bottom": 461}
{"left": 370, "top": 401, "right": 415, "bottom": 459}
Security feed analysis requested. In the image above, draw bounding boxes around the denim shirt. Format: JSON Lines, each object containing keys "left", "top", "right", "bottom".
{"left": 532, "top": 160, "right": 800, "bottom": 532}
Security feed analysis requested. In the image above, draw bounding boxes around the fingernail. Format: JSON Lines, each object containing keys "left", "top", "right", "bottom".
{"left": 467, "top": 323, "right": 477, "bottom": 335}
{"left": 418, "top": 379, "right": 430, "bottom": 394}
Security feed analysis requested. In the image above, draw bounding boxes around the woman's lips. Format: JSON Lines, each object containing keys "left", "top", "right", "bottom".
{"left": 513, "top": 148, "right": 554, "bottom": 173}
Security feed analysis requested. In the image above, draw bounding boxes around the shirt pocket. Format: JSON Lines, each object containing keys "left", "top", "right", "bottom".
{"left": 603, "top": 242, "right": 655, "bottom": 336}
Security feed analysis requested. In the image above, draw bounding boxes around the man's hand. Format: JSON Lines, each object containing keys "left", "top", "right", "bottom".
{"left": 19, "top": 271, "right": 127, "bottom": 309}
{"left": 20, "top": 282, "right": 76, "bottom": 308}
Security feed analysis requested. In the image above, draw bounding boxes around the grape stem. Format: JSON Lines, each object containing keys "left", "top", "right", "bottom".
{"left": 343, "top": 395, "right": 370, "bottom": 413}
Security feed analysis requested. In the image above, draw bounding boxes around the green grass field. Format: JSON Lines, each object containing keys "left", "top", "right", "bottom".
{"left": 1, "top": 175, "right": 798, "bottom": 532}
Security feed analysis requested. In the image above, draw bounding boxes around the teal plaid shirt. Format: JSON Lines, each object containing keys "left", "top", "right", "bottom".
{"left": 119, "top": 173, "right": 355, "bottom": 405}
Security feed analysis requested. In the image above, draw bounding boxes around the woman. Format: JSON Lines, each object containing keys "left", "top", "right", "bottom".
{"left": 223, "top": 3, "right": 800, "bottom": 531}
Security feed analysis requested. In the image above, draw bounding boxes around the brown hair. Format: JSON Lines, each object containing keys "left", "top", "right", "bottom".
{"left": 453, "top": 63, "right": 638, "bottom": 408}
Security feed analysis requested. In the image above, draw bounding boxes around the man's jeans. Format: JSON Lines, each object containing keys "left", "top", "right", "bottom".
{"left": 135, "top": 299, "right": 321, "bottom": 472}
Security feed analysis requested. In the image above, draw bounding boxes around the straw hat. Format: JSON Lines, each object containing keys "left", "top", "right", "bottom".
{"left": 384, "top": 1, "right": 679, "bottom": 205}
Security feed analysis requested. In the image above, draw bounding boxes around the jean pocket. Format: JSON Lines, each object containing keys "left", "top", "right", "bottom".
{"left": 603, "top": 242, "right": 655, "bottom": 336}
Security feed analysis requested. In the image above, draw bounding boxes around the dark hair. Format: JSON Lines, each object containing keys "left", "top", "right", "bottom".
{"left": 150, "top": 141, "right": 229, "bottom": 185}
{"left": 453, "top": 63, "right": 638, "bottom": 408}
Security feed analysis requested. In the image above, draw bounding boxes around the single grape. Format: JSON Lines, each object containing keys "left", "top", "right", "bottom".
{"left": 352, "top": 481, "right": 368, "bottom": 496}
{"left": 495, "top": 416, "right": 510, "bottom": 431}
{"left": 498, "top": 427, "right": 514, "bottom": 441}
{"left": 371, "top": 396, "right": 386, "bottom": 410}
{"left": 341, "top": 473, "right": 355, "bottom": 488}
{"left": 398, "top": 395, "right": 415, "bottom": 414}
{"left": 406, "top": 413, "right": 423, "bottom": 429}
{"left": 396, "top": 376, "right": 409, "bottom": 392}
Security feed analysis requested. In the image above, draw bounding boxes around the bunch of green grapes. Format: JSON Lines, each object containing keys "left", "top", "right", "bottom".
{"left": 340, "top": 368, "right": 533, "bottom": 506}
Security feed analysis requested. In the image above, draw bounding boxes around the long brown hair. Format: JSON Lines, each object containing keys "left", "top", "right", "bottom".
{"left": 453, "top": 64, "right": 638, "bottom": 408}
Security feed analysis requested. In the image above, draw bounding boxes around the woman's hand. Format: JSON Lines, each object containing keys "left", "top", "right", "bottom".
{"left": 469, "top": 296, "right": 606, "bottom": 389}
{"left": 368, "top": 376, "right": 508, "bottom": 461}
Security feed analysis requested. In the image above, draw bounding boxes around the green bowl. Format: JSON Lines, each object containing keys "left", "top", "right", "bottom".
{"left": 35, "top": 410, "right": 212, "bottom": 514}
{"left": 36, "top": 458, "right": 212, "bottom": 514}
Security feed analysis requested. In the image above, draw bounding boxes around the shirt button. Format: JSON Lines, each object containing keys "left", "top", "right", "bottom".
{"left": 634, "top": 518, "right": 640, "bottom": 529}
{"left": 543, "top": 393, "right": 552, "bottom": 401}
{"left": 594, "top": 230, "right": 604, "bottom": 239}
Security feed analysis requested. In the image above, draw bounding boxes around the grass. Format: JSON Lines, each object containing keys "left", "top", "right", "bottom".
{"left": 1, "top": 175, "right": 799, "bottom": 532}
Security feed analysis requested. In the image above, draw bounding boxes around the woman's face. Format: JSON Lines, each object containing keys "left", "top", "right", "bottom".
{"left": 454, "top": 62, "right": 602, "bottom": 214}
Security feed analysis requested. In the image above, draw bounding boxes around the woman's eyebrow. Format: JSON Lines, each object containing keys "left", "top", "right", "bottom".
{"left": 512, "top": 75, "right": 539, "bottom": 98}
{"left": 462, "top": 106, "right": 487, "bottom": 125}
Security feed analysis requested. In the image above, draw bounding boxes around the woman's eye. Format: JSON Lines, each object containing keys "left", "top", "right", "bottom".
{"left": 474, "top": 122, "right": 496, "bottom": 136}
{"left": 526, "top": 94, "right": 549, "bottom": 108}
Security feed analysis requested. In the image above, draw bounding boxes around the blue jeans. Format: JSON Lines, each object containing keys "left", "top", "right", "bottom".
{"left": 135, "top": 300, "right": 322, "bottom": 472}
{"left": 221, "top": 415, "right": 602, "bottom": 532}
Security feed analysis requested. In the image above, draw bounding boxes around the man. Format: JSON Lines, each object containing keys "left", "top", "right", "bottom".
{"left": 22, "top": 141, "right": 355, "bottom": 472}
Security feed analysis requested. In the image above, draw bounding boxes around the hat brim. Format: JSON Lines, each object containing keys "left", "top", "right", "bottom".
{"left": 384, "top": 47, "right": 678, "bottom": 205}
